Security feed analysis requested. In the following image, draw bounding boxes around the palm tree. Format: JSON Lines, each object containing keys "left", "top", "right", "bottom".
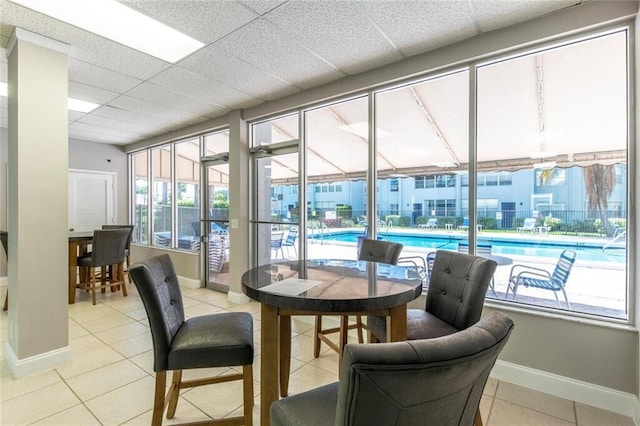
{"left": 583, "top": 164, "right": 616, "bottom": 236}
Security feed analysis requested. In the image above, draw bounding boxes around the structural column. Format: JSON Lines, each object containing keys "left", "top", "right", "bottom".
{"left": 5, "top": 28, "right": 70, "bottom": 377}
{"left": 227, "top": 110, "right": 250, "bottom": 303}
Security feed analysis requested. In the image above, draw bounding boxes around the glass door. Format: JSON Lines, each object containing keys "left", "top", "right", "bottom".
{"left": 201, "top": 154, "right": 230, "bottom": 292}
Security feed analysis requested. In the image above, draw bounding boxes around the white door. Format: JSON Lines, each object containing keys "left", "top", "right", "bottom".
{"left": 68, "top": 170, "right": 116, "bottom": 231}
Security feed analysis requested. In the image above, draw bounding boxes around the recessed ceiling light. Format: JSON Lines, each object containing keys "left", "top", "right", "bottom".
{"left": 0, "top": 82, "right": 100, "bottom": 113}
{"left": 68, "top": 98, "right": 100, "bottom": 113}
{"left": 9, "top": 0, "right": 205, "bottom": 63}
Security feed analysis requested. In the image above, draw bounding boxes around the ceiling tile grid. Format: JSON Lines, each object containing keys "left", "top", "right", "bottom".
{"left": 0, "top": 0, "right": 593, "bottom": 146}
{"left": 177, "top": 44, "right": 301, "bottom": 101}
{"left": 264, "top": 1, "right": 405, "bottom": 75}
{"left": 214, "top": 18, "right": 346, "bottom": 89}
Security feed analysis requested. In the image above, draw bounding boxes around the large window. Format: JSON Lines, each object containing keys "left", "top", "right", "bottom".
{"left": 131, "top": 138, "right": 202, "bottom": 252}
{"left": 477, "top": 30, "right": 628, "bottom": 319}
{"left": 248, "top": 28, "right": 630, "bottom": 322}
{"left": 131, "top": 151, "right": 148, "bottom": 244}
{"left": 250, "top": 113, "right": 299, "bottom": 265}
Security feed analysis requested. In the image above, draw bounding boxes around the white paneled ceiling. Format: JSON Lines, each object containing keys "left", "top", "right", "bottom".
{"left": 0, "top": 0, "right": 581, "bottom": 145}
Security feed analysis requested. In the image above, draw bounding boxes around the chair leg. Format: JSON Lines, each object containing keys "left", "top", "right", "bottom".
{"left": 474, "top": 408, "right": 483, "bottom": 426}
{"left": 243, "top": 364, "right": 254, "bottom": 426}
{"left": 166, "top": 370, "right": 182, "bottom": 419}
{"left": 561, "top": 288, "right": 571, "bottom": 310}
{"left": 368, "top": 331, "right": 379, "bottom": 343}
{"left": 2, "top": 290, "right": 7, "bottom": 311}
{"left": 152, "top": 371, "right": 167, "bottom": 426}
{"left": 355, "top": 315, "right": 364, "bottom": 343}
{"left": 313, "top": 315, "right": 322, "bottom": 358}
{"left": 119, "top": 263, "right": 128, "bottom": 297}
{"left": 90, "top": 268, "right": 97, "bottom": 305}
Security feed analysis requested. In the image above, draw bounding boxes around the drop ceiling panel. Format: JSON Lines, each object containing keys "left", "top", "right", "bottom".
{"left": 471, "top": 0, "right": 577, "bottom": 33}
{"left": 91, "top": 105, "right": 177, "bottom": 133}
{"left": 363, "top": 1, "right": 478, "bottom": 57}
{"left": 69, "top": 81, "right": 119, "bottom": 105}
{"left": 79, "top": 112, "right": 168, "bottom": 136}
{"left": 70, "top": 120, "right": 147, "bottom": 140}
{"left": 215, "top": 18, "right": 345, "bottom": 89}
{"left": 109, "top": 95, "right": 207, "bottom": 126}
{"left": 120, "top": 0, "right": 259, "bottom": 44}
{"left": 265, "top": 1, "right": 403, "bottom": 75}
{"left": 149, "top": 66, "right": 262, "bottom": 109}
{"left": 178, "top": 44, "right": 300, "bottom": 101}
{"left": 69, "top": 59, "right": 142, "bottom": 94}
{"left": 239, "top": 0, "right": 287, "bottom": 16}
{"left": 126, "top": 82, "right": 229, "bottom": 119}
{"left": 69, "top": 126, "right": 138, "bottom": 144}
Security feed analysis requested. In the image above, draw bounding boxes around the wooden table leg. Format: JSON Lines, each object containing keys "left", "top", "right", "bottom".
{"left": 338, "top": 315, "right": 349, "bottom": 378}
{"left": 261, "top": 304, "right": 278, "bottom": 426}
{"left": 279, "top": 315, "right": 291, "bottom": 397}
{"left": 68, "top": 241, "right": 78, "bottom": 304}
{"left": 387, "top": 304, "right": 408, "bottom": 342}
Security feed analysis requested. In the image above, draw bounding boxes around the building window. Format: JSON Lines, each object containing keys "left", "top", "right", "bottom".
{"left": 390, "top": 179, "right": 399, "bottom": 192}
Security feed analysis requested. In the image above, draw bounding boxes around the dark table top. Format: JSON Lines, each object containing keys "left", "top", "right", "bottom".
{"left": 241, "top": 259, "right": 423, "bottom": 313}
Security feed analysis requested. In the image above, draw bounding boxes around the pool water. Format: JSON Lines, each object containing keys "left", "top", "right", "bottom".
{"left": 309, "top": 231, "right": 625, "bottom": 263}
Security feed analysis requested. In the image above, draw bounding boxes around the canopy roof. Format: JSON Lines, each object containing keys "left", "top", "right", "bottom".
{"left": 263, "top": 31, "right": 627, "bottom": 184}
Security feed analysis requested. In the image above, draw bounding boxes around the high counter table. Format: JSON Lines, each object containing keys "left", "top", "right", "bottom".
{"left": 241, "top": 259, "right": 423, "bottom": 426}
{"left": 68, "top": 231, "right": 94, "bottom": 304}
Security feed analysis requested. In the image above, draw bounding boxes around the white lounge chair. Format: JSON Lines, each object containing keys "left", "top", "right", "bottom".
{"left": 517, "top": 218, "right": 537, "bottom": 232}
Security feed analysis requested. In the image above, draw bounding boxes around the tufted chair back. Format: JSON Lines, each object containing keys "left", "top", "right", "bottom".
{"left": 128, "top": 254, "right": 185, "bottom": 372}
{"left": 426, "top": 250, "right": 497, "bottom": 331}
{"left": 358, "top": 239, "right": 403, "bottom": 265}
{"left": 272, "top": 311, "right": 514, "bottom": 426}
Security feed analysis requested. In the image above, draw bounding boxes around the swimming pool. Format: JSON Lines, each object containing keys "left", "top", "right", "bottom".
{"left": 309, "top": 231, "right": 625, "bottom": 263}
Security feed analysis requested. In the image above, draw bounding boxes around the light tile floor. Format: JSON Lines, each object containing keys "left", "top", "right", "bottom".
{"left": 0, "top": 284, "right": 635, "bottom": 426}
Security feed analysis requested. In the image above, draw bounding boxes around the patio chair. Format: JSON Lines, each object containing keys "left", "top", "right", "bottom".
{"left": 271, "top": 231, "right": 285, "bottom": 259}
{"left": 282, "top": 228, "right": 298, "bottom": 258}
{"left": 397, "top": 251, "right": 436, "bottom": 287}
{"left": 419, "top": 218, "right": 438, "bottom": 229}
{"left": 272, "top": 311, "right": 514, "bottom": 426}
{"left": 459, "top": 242, "right": 496, "bottom": 295}
{"left": 506, "top": 250, "right": 576, "bottom": 309}
{"left": 128, "top": 254, "right": 254, "bottom": 426}
{"left": 458, "top": 217, "right": 470, "bottom": 230}
{"left": 314, "top": 239, "right": 404, "bottom": 360}
{"left": 367, "top": 250, "right": 496, "bottom": 343}
{"left": 517, "top": 218, "right": 537, "bottom": 232}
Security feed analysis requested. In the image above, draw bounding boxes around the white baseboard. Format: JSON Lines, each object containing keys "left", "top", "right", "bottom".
{"left": 178, "top": 275, "right": 201, "bottom": 289}
{"left": 492, "top": 360, "right": 640, "bottom": 421}
{"left": 4, "top": 342, "right": 71, "bottom": 379}
{"left": 228, "top": 291, "right": 251, "bottom": 304}
{"left": 0, "top": 276, "right": 6, "bottom": 286}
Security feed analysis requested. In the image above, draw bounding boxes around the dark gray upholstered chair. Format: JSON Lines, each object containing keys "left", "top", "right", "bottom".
{"left": 101, "top": 224, "right": 134, "bottom": 270}
{"left": 368, "top": 250, "right": 497, "bottom": 343}
{"left": 314, "top": 239, "right": 404, "bottom": 359}
{"left": 128, "top": 254, "right": 254, "bottom": 426}
{"left": 1, "top": 231, "right": 7, "bottom": 311}
{"left": 76, "top": 228, "right": 129, "bottom": 305}
{"left": 272, "top": 311, "right": 514, "bottom": 426}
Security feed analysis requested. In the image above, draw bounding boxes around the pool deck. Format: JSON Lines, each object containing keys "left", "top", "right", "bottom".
{"left": 302, "top": 226, "right": 627, "bottom": 320}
